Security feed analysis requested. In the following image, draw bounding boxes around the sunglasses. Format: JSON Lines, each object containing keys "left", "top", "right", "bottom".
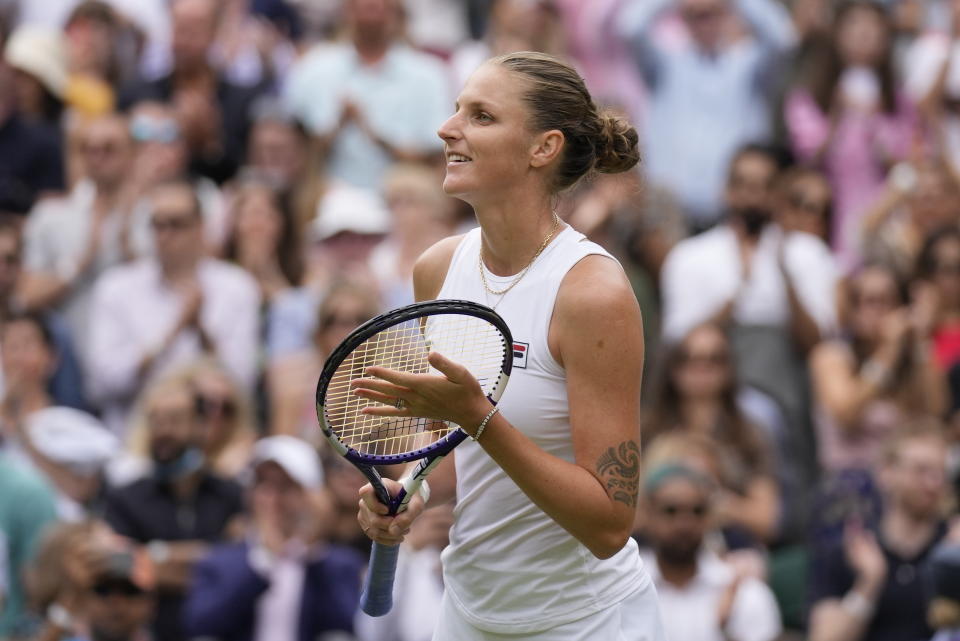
{"left": 92, "top": 581, "right": 146, "bottom": 598}
{"left": 657, "top": 503, "right": 708, "bottom": 518}
{"left": 195, "top": 395, "right": 237, "bottom": 419}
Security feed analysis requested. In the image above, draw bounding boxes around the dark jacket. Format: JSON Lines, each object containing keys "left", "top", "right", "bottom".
{"left": 182, "top": 541, "right": 364, "bottom": 641}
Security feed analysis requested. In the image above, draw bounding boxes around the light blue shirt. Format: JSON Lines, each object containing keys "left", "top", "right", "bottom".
{"left": 284, "top": 43, "right": 450, "bottom": 190}
{"left": 617, "top": 0, "right": 795, "bottom": 225}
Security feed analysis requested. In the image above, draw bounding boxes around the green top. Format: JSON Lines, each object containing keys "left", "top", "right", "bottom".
{"left": 0, "top": 456, "right": 57, "bottom": 638}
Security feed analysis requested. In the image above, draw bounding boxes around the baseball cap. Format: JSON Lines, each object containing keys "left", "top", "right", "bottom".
{"left": 311, "top": 183, "right": 391, "bottom": 241}
{"left": 251, "top": 436, "right": 324, "bottom": 489}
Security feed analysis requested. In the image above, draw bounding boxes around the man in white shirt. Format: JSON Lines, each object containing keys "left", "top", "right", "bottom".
{"left": 21, "top": 113, "right": 140, "bottom": 358}
{"left": 282, "top": 0, "right": 449, "bottom": 191}
{"left": 87, "top": 180, "right": 259, "bottom": 434}
{"left": 639, "top": 462, "right": 782, "bottom": 641}
{"left": 660, "top": 144, "right": 838, "bottom": 348}
{"left": 660, "top": 144, "right": 838, "bottom": 531}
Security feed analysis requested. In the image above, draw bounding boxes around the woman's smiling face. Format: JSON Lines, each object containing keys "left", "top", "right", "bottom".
{"left": 437, "top": 63, "right": 541, "bottom": 203}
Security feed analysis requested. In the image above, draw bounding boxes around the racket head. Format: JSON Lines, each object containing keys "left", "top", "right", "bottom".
{"left": 315, "top": 300, "right": 513, "bottom": 465}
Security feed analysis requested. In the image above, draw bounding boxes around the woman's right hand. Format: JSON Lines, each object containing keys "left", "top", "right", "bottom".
{"left": 358, "top": 478, "right": 427, "bottom": 546}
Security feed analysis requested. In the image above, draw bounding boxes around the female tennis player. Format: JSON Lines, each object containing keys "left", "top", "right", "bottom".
{"left": 353, "top": 51, "right": 665, "bottom": 640}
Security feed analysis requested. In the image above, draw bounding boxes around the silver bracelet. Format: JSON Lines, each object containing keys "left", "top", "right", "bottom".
{"left": 472, "top": 406, "right": 500, "bottom": 442}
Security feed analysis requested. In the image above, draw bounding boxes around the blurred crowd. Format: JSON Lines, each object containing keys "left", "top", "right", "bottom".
{"left": 1, "top": 0, "right": 960, "bottom": 640}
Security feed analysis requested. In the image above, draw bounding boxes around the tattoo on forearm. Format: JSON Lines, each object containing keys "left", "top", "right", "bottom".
{"left": 596, "top": 440, "right": 640, "bottom": 508}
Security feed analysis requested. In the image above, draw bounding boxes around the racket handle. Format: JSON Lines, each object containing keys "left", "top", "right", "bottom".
{"left": 360, "top": 542, "right": 400, "bottom": 616}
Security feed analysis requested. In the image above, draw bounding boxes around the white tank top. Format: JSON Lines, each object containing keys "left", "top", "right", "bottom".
{"left": 437, "top": 225, "right": 649, "bottom": 633}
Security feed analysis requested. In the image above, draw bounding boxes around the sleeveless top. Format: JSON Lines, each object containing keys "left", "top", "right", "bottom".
{"left": 436, "top": 225, "right": 649, "bottom": 633}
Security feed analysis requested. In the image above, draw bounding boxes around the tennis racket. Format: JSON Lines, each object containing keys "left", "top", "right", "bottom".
{"left": 315, "top": 299, "right": 513, "bottom": 616}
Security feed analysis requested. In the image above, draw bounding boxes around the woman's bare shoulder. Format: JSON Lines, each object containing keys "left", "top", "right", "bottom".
{"left": 413, "top": 234, "right": 468, "bottom": 301}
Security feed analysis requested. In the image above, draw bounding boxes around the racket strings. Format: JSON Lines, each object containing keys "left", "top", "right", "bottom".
{"left": 324, "top": 314, "right": 506, "bottom": 456}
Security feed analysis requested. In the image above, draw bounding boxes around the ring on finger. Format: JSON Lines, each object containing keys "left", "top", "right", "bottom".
{"left": 395, "top": 397, "right": 404, "bottom": 410}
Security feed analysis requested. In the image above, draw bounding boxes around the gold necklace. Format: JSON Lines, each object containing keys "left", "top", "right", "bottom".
{"left": 479, "top": 212, "right": 561, "bottom": 297}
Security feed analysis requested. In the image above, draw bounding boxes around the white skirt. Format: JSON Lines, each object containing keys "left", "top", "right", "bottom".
{"left": 431, "top": 579, "right": 667, "bottom": 641}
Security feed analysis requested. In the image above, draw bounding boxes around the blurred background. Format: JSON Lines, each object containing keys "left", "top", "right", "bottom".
{"left": 0, "top": 0, "right": 959, "bottom": 640}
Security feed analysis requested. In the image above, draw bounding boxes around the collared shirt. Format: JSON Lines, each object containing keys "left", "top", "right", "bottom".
{"left": 250, "top": 539, "right": 308, "bottom": 641}
{"left": 87, "top": 258, "right": 260, "bottom": 434}
{"left": 283, "top": 43, "right": 449, "bottom": 190}
{"left": 617, "top": 0, "right": 794, "bottom": 223}
{"left": 660, "top": 224, "right": 838, "bottom": 341}
{"left": 640, "top": 549, "right": 782, "bottom": 641}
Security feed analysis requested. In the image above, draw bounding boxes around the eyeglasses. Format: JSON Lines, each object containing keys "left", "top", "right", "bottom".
{"left": 92, "top": 581, "right": 146, "bottom": 598}
{"left": 657, "top": 503, "right": 708, "bottom": 518}
{"left": 195, "top": 395, "right": 237, "bottom": 420}
{"left": 150, "top": 215, "right": 197, "bottom": 233}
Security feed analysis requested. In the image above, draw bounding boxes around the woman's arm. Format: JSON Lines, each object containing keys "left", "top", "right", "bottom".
{"left": 356, "top": 255, "right": 644, "bottom": 559}
{"left": 809, "top": 338, "right": 901, "bottom": 432}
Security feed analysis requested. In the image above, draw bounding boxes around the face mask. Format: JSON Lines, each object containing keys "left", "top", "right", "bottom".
{"left": 153, "top": 447, "right": 204, "bottom": 483}
{"left": 739, "top": 207, "right": 771, "bottom": 236}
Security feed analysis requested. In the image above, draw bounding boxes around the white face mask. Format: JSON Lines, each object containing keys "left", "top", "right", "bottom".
{"left": 840, "top": 67, "right": 881, "bottom": 111}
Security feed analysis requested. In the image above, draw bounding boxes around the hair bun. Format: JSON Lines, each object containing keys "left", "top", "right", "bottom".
{"left": 594, "top": 113, "right": 640, "bottom": 175}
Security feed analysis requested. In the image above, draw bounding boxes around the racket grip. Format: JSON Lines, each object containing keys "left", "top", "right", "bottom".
{"left": 360, "top": 542, "right": 400, "bottom": 616}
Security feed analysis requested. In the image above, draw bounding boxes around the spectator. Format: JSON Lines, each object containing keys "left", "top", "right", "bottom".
{"left": 0, "top": 453, "right": 58, "bottom": 639}
{"left": 368, "top": 163, "right": 457, "bottom": 308}
{"left": 774, "top": 166, "right": 833, "bottom": 244}
{"left": 103, "top": 374, "right": 244, "bottom": 641}
{"left": 861, "top": 158, "right": 960, "bottom": 279}
{"left": 223, "top": 178, "right": 303, "bottom": 306}
{"left": 23, "top": 407, "right": 119, "bottom": 522}
{"left": 645, "top": 323, "right": 781, "bottom": 545}
{"left": 268, "top": 279, "right": 382, "bottom": 438}
{"left": 305, "top": 182, "right": 391, "bottom": 290}
{"left": 119, "top": 0, "right": 265, "bottom": 185}
{"left": 183, "top": 435, "right": 364, "bottom": 641}
{"left": 20, "top": 112, "right": 138, "bottom": 355}
{"left": 0, "top": 220, "right": 87, "bottom": 411}
{"left": 0, "top": 312, "right": 57, "bottom": 457}
{"left": 243, "top": 100, "right": 323, "bottom": 233}
{"left": 315, "top": 448, "right": 373, "bottom": 555}
{"left": 810, "top": 263, "right": 946, "bottom": 475}
{"left": 917, "top": 227, "right": 960, "bottom": 372}
{"left": 283, "top": 0, "right": 449, "bottom": 190}
{"left": 615, "top": 0, "right": 795, "bottom": 228}
{"left": 87, "top": 179, "right": 260, "bottom": 435}
{"left": 808, "top": 423, "right": 951, "bottom": 641}
{"left": 126, "top": 359, "right": 258, "bottom": 480}
{"left": 638, "top": 461, "right": 782, "bottom": 641}
{"left": 124, "top": 100, "right": 229, "bottom": 252}
{"left": 661, "top": 144, "right": 837, "bottom": 352}
{"left": 785, "top": 0, "right": 915, "bottom": 271}
{"left": 26, "top": 519, "right": 156, "bottom": 641}
{"left": 61, "top": 1, "right": 125, "bottom": 118}
{"left": 3, "top": 27, "right": 67, "bottom": 133}
{"left": 660, "top": 145, "right": 837, "bottom": 487}
{"left": 0, "top": 61, "right": 64, "bottom": 214}
{"left": 450, "top": 0, "right": 567, "bottom": 90}
{"left": 906, "top": 0, "right": 960, "bottom": 176}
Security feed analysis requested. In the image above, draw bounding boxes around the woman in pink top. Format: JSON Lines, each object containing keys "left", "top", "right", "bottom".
{"left": 784, "top": 1, "right": 916, "bottom": 272}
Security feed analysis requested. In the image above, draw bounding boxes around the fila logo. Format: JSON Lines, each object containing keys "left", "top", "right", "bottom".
{"left": 513, "top": 341, "right": 529, "bottom": 369}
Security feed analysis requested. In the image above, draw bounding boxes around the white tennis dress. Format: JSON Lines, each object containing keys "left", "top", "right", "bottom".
{"left": 432, "top": 225, "right": 665, "bottom": 640}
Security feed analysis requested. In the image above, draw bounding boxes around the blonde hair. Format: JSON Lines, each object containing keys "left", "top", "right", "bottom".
{"left": 126, "top": 359, "right": 256, "bottom": 472}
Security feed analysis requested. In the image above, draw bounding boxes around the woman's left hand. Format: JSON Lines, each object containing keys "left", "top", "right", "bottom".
{"left": 350, "top": 351, "right": 492, "bottom": 435}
